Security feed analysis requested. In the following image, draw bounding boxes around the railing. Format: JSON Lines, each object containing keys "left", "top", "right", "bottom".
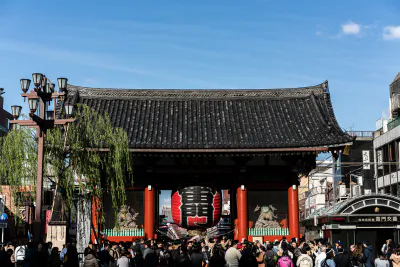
{"left": 248, "top": 228, "right": 289, "bottom": 236}
{"left": 346, "top": 131, "right": 374, "bottom": 138}
{"left": 104, "top": 228, "right": 144, "bottom": 236}
{"left": 388, "top": 117, "right": 400, "bottom": 131}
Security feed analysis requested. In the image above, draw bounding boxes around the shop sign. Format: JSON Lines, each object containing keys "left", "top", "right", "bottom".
{"left": 349, "top": 216, "right": 398, "bottom": 222}
{"left": 362, "top": 150, "right": 370, "bottom": 169}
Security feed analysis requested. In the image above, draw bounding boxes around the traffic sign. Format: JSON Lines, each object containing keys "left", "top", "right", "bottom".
{"left": 0, "top": 222, "right": 7, "bottom": 228}
{"left": 0, "top": 213, "right": 7, "bottom": 222}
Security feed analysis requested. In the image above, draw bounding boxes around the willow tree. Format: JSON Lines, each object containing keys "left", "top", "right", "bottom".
{"left": 0, "top": 104, "right": 131, "bottom": 225}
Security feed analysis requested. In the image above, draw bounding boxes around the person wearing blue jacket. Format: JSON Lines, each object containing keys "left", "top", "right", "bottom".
{"left": 363, "top": 241, "right": 375, "bottom": 267}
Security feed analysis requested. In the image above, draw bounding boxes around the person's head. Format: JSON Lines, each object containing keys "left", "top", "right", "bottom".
{"left": 181, "top": 245, "right": 188, "bottom": 254}
{"left": 291, "top": 241, "right": 297, "bottom": 248}
{"left": 232, "top": 240, "right": 239, "bottom": 249}
{"left": 282, "top": 250, "right": 289, "bottom": 257}
{"left": 192, "top": 242, "right": 201, "bottom": 253}
{"left": 281, "top": 241, "right": 288, "bottom": 251}
{"left": 88, "top": 241, "right": 93, "bottom": 248}
{"left": 387, "top": 239, "right": 392, "bottom": 245}
{"left": 338, "top": 247, "right": 344, "bottom": 253}
{"left": 267, "top": 244, "right": 273, "bottom": 251}
{"left": 301, "top": 245, "right": 311, "bottom": 255}
{"left": 326, "top": 248, "right": 334, "bottom": 259}
{"left": 144, "top": 241, "right": 151, "bottom": 248}
{"left": 51, "top": 247, "right": 59, "bottom": 255}
{"left": 266, "top": 240, "right": 270, "bottom": 245}
{"left": 47, "top": 242, "right": 52, "bottom": 249}
{"left": 363, "top": 241, "right": 370, "bottom": 248}
{"left": 350, "top": 244, "right": 355, "bottom": 252}
{"left": 377, "top": 251, "right": 387, "bottom": 260}
{"left": 320, "top": 246, "right": 327, "bottom": 253}
{"left": 38, "top": 243, "right": 43, "bottom": 250}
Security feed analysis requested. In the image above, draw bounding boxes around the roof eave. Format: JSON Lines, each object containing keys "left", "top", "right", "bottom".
{"left": 126, "top": 143, "right": 352, "bottom": 153}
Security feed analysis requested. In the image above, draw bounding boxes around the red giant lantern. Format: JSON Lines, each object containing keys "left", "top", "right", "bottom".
{"left": 171, "top": 186, "right": 222, "bottom": 229}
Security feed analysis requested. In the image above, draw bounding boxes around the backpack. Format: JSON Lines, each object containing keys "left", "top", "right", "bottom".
{"left": 264, "top": 251, "right": 275, "bottom": 267}
{"left": 16, "top": 246, "right": 26, "bottom": 259}
{"left": 109, "top": 249, "right": 117, "bottom": 263}
{"left": 278, "top": 256, "right": 292, "bottom": 267}
{"left": 321, "top": 259, "right": 330, "bottom": 267}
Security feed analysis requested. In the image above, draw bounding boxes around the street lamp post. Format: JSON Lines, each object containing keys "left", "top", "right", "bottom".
{"left": 9, "top": 73, "right": 75, "bottom": 243}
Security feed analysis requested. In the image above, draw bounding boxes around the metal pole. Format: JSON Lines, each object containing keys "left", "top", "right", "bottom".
{"left": 1, "top": 227, "right": 3, "bottom": 244}
{"left": 388, "top": 144, "right": 392, "bottom": 195}
{"left": 308, "top": 174, "right": 311, "bottom": 218}
{"left": 332, "top": 155, "right": 337, "bottom": 206}
{"left": 373, "top": 148, "right": 378, "bottom": 194}
{"left": 33, "top": 98, "right": 46, "bottom": 244}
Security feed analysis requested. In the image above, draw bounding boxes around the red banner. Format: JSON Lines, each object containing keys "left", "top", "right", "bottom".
{"left": 45, "top": 210, "right": 51, "bottom": 234}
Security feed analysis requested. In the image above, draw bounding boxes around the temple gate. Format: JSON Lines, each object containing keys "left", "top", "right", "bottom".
{"left": 67, "top": 81, "right": 352, "bottom": 242}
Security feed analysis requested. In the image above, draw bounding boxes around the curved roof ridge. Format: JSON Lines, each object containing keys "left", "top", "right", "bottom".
{"left": 67, "top": 80, "right": 329, "bottom": 99}
{"left": 392, "top": 72, "right": 400, "bottom": 85}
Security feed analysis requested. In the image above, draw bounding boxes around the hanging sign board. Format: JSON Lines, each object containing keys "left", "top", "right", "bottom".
{"left": 377, "top": 150, "right": 383, "bottom": 169}
{"left": 362, "top": 150, "right": 370, "bottom": 169}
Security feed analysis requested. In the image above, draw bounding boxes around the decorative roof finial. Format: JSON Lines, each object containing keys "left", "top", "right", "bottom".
{"left": 0, "top": 88, "right": 4, "bottom": 96}
{"left": 322, "top": 80, "right": 329, "bottom": 93}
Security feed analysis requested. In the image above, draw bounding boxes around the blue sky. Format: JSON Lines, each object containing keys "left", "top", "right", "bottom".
{"left": 1, "top": 0, "right": 400, "bottom": 130}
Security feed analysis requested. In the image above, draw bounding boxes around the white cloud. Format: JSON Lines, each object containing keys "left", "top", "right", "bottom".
{"left": 341, "top": 21, "right": 361, "bottom": 35}
{"left": 162, "top": 198, "right": 170, "bottom": 203}
{"left": 383, "top": 26, "right": 400, "bottom": 40}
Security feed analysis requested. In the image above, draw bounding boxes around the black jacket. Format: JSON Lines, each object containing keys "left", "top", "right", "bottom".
{"left": 363, "top": 246, "right": 374, "bottom": 267}
{"left": 176, "top": 253, "right": 191, "bottom": 267}
{"left": 190, "top": 252, "right": 204, "bottom": 267}
{"left": 334, "top": 252, "right": 351, "bottom": 267}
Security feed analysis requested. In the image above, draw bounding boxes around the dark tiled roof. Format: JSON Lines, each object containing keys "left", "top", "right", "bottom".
{"left": 392, "top": 72, "right": 400, "bottom": 85}
{"left": 65, "top": 81, "right": 352, "bottom": 150}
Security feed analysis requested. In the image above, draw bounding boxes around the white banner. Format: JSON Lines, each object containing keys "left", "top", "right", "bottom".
{"left": 377, "top": 150, "right": 383, "bottom": 169}
{"left": 362, "top": 150, "right": 370, "bottom": 169}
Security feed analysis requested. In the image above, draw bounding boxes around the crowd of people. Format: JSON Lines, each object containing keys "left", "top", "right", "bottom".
{"left": 0, "top": 236, "right": 398, "bottom": 267}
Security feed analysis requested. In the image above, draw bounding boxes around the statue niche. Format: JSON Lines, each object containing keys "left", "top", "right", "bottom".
{"left": 115, "top": 205, "right": 139, "bottom": 229}
{"left": 254, "top": 205, "right": 281, "bottom": 228}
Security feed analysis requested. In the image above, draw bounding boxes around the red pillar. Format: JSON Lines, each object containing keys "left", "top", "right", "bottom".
{"left": 237, "top": 186, "right": 248, "bottom": 242}
{"left": 144, "top": 185, "right": 155, "bottom": 240}
{"left": 288, "top": 184, "right": 299, "bottom": 240}
{"left": 91, "top": 196, "right": 100, "bottom": 243}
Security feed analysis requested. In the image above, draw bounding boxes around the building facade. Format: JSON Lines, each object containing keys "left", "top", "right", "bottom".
{"left": 0, "top": 88, "right": 11, "bottom": 136}
{"left": 374, "top": 73, "right": 400, "bottom": 195}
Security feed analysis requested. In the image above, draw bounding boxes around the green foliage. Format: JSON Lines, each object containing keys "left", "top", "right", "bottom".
{"left": 0, "top": 126, "right": 37, "bottom": 207}
{"left": 1, "top": 105, "right": 132, "bottom": 222}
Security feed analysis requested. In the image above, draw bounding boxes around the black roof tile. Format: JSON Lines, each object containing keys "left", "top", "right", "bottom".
{"left": 65, "top": 81, "right": 353, "bottom": 150}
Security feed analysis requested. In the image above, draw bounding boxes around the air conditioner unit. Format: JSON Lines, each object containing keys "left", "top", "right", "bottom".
{"left": 339, "top": 185, "right": 347, "bottom": 197}
{"left": 364, "top": 189, "right": 372, "bottom": 195}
